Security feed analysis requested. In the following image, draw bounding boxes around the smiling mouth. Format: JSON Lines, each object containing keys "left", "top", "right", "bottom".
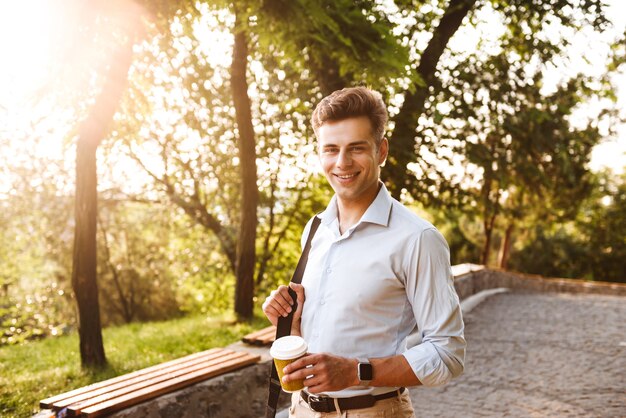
{"left": 334, "top": 173, "right": 359, "bottom": 179}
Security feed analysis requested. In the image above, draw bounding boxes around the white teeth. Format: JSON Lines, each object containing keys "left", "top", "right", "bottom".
{"left": 336, "top": 173, "right": 357, "bottom": 179}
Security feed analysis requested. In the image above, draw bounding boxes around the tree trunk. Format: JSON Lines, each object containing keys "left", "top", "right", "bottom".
{"left": 71, "top": 35, "right": 135, "bottom": 368}
{"left": 231, "top": 14, "right": 258, "bottom": 320}
{"left": 481, "top": 213, "right": 497, "bottom": 266}
{"left": 498, "top": 223, "right": 514, "bottom": 269}
{"left": 73, "top": 137, "right": 107, "bottom": 368}
{"left": 383, "top": 0, "right": 477, "bottom": 199}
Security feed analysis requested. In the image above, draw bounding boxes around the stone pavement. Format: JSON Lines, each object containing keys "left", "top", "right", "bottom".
{"left": 408, "top": 291, "right": 626, "bottom": 417}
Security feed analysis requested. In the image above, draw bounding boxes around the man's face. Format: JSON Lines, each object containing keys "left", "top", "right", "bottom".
{"left": 317, "top": 116, "right": 388, "bottom": 206}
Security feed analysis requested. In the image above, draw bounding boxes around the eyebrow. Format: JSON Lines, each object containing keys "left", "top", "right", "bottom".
{"left": 321, "top": 140, "right": 371, "bottom": 148}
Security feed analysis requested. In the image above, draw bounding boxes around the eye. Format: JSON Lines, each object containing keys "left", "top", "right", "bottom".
{"left": 350, "top": 146, "right": 366, "bottom": 152}
{"left": 322, "top": 147, "right": 339, "bottom": 154}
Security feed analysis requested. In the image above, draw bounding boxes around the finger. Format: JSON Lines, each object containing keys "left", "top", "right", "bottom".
{"left": 284, "top": 364, "right": 316, "bottom": 384}
{"left": 267, "top": 299, "right": 291, "bottom": 318}
{"left": 264, "top": 289, "right": 292, "bottom": 315}
{"left": 304, "top": 382, "right": 326, "bottom": 394}
{"left": 290, "top": 283, "right": 306, "bottom": 304}
{"left": 263, "top": 306, "right": 285, "bottom": 325}
{"left": 275, "top": 286, "right": 296, "bottom": 310}
{"left": 263, "top": 294, "right": 286, "bottom": 315}
{"left": 283, "top": 353, "right": 315, "bottom": 374}
{"left": 265, "top": 287, "right": 294, "bottom": 316}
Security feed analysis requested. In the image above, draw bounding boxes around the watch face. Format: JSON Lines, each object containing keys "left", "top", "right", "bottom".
{"left": 358, "top": 362, "right": 373, "bottom": 381}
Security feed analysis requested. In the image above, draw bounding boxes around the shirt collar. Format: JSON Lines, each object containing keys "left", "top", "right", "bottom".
{"left": 318, "top": 182, "right": 393, "bottom": 228}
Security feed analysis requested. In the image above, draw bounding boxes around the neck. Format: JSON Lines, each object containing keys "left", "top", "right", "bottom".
{"left": 336, "top": 182, "right": 381, "bottom": 234}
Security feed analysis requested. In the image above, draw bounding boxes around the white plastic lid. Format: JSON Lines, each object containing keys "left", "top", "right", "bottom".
{"left": 270, "top": 335, "right": 308, "bottom": 360}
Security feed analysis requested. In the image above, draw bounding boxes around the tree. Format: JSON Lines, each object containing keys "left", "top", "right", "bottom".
{"left": 383, "top": 0, "right": 478, "bottom": 199}
{"left": 380, "top": 0, "right": 611, "bottom": 201}
{"left": 258, "top": 0, "right": 413, "bottom": 96}
{"left": 121, "top": 5, "right": 259, "bottom": 319}
{"left": 72, "top": 36, "right": 133, "bottom": 368}
{"left": 577, "top": 170, "right": 626, "bottom": 282}
{"left": 70, "top": 1, "right": 144, "bottom": 368}
{"left": 230, "top": 10, "right": 259, "bottom": 319}
{"left": 510, "top": 169, "right": 626, "bottom": 283}
{"left": 428, "top": 42, "right": 618, "bottom": 265}
{"left": 68, "top": 0, "right": 204, "bottom": 366}
{"left": 118, "top": 1, "right": 409, "bottom": 318}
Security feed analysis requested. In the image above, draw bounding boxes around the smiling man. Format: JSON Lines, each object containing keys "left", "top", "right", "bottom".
{"left": 263, "top": 87, "right": 466, "bottom": 417}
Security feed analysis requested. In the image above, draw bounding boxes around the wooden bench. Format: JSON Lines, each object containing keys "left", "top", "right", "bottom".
{"left": 39, "top": 348, "right": 260, "bottom": 417}
{"left": 241, "top": 325, "right": 276, "bottom": 346}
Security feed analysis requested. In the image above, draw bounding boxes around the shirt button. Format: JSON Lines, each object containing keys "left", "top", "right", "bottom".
{"left": 320, "top": 299, "right": 326, "bottom": 305}
{"left": 326, "top": 268, "right": 332, "bottom": 273}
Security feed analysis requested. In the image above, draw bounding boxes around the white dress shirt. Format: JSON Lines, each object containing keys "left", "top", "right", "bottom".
{"left": 299, "top": 183, "right": 466, "bottom": 398}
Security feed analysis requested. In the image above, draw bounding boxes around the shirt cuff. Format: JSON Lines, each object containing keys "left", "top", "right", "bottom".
{"left": 402, "top": 341, "right": 456, "bottom": 387}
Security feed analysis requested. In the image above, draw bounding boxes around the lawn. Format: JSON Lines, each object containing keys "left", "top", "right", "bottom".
{"left": 0, "top": 313, "right": 269, "bottom": 418}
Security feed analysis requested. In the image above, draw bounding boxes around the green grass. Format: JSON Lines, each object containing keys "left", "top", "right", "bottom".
{"left": 0, "top": 312, "right": 269, "bottom": 418}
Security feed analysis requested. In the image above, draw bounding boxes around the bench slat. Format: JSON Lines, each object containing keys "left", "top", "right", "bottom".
{"left": 241, "top": 325, "right": 276, "bottom": 345}
{"left": 79, "top": 352, "right": 260, "bottom": 417}
{"left": 40, "top": 348, "right": 225, "bottom": 409}
{"left": 241, "top": 325, "right": 275, "bottom": 342}
{"left": 259, "top": 334, "right": 276, "bottom": 345}
{"left": 51, "top": 349, "right": 234, "bottom": 410}
{"left": 66, "top": 351, "right": 256, "bottom": 416}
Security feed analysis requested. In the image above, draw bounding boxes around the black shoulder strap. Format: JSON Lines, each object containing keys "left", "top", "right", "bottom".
{"left": 265, "top": 216, "right": 322, "bottom": 418}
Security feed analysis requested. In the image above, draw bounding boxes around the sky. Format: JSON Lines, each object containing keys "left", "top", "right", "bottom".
{"left": 575, "top": 0, "right": 626, "bottom": 174}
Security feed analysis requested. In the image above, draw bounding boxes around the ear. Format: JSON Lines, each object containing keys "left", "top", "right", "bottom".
{"left": 378, "top": 138, "right": 389, "bottom": 166}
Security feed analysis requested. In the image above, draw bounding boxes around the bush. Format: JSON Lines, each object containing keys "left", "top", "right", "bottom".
{"left": 0, "top": 282, "right": 74, "bottom": 346}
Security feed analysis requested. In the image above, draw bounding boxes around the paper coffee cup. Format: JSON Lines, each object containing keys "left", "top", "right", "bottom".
{"left": 270, "top": 335, "right": 308, "bottom": 393}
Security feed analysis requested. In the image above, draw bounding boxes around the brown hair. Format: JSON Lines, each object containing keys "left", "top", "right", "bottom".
{"left": 311, "top": 87, "right": 388, "bottom": 147}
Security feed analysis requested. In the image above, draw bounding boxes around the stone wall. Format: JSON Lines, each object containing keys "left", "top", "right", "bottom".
{"left": 454, "top": 268, "right": 626, "bottom": 300}
{"left": 107, "top": 360, "right": 291, "bottom": 418}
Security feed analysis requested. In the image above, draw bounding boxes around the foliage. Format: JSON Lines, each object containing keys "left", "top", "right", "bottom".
{"left": 0, "top": 283, "right": 73, "bottom": 346}
{"left": 255, "top": 174, "right": 333, "bottom": 296}
{"left": 580, "top": 171, "right": 626, "bottom": 282}
{"left": 256, "top": 0, "right": 416, "bottom": 94}
{"left": 0, "top": 146, "right": 76, "bottom": 346}
{"left": 439, "top": 53, "right": 609, "bottom": 263}
{"left": 97, "top": 201, "right": 183, "bottom": 325}
{"left": 426, "top": 207, "right": 483, "bottom": 266}
{"left": 510, "top": 170, "right": 626, "bottom": 283}
{"left": 508, "top": 224, "right": 589, "bottom": 279}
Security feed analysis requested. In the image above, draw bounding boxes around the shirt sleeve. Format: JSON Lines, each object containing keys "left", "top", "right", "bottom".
{"left": 401, "top": 227, "right": 466, "bottom": 387}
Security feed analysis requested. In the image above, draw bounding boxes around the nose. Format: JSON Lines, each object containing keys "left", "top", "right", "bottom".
{"left": 336, "top": 148, "right": 352, "bottom": 168}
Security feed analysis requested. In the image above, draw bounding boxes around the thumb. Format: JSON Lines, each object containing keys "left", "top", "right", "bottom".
{"left": 289, "top": 283, "right": 306, "bottom": 304}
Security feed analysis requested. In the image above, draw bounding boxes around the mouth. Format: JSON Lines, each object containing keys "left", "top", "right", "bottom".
{"left": 333, "top": 172, "right": 359, "bottom": 181}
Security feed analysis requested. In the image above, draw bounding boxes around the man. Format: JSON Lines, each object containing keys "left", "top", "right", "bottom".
{"left": 263, "top": 87, "right": 465, "bottom": 417}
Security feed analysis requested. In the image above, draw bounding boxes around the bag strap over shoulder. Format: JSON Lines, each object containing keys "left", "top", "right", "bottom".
{"left": 265, "top": 216, "right": 322, "bottom": 418}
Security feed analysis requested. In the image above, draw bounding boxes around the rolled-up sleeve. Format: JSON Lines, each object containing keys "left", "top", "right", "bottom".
{"left": 402, "top": 228, "right": 466, "bottom": 387}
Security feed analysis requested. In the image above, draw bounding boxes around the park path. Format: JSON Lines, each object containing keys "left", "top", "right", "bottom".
{"left": 409, "top": 291, "right": 626, "bottom": 417}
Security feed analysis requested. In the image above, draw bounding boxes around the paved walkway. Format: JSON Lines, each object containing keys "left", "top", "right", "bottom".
{"left": 409, "top": 291, "right": 626, "bottom": 417}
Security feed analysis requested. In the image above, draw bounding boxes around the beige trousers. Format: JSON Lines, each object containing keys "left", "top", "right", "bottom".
{"left": 288, "top": 390, "right": 416, "bottom": 418}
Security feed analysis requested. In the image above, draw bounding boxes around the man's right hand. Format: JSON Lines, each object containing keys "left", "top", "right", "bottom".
{"left": 262, "top": 283, "right": 305, "bottom": 336}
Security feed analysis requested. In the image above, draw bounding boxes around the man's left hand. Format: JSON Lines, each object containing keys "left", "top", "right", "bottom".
{"left": 282, "top": 353, "right": 358, "bottom": 393}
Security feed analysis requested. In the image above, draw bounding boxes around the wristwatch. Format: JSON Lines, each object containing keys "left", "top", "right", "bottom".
{"left": 357, "top": 360, "right": 373, "bottom": 385}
